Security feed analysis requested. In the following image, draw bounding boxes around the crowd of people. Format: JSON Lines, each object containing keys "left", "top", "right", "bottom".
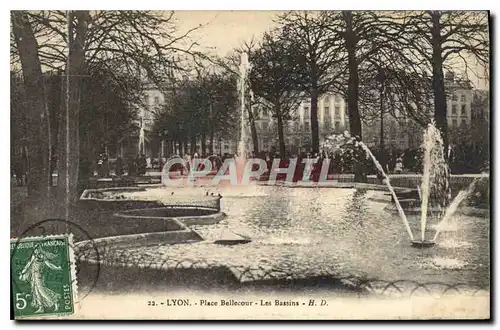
{"left": 74, "top": 145, "right": 426, "bottom": 180}
{"left": 11, "top": 143, "right": 476, "bottom": 185}
{"left": 90, "top": 141, "right": 488, "bottom": 179}
{"left": 95, "top": 153, "right": 150, "bottom": 178}
{"left": 152, "top": 145, "right": 422, "bottom": 182}
{"left": 240, "top": 146, "right": 422, "bottom": 177}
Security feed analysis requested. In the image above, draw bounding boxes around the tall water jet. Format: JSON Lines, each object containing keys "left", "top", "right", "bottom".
{"left": 419, "top": 124, "right": 434, "bottom": 242}
{"left": 419, "top": 123, "right": 451, "bottom": 242}
{"left": 358, "top": 141, "right": 414, "bottom": 241}
{"left": 238, "top": 52, "right": 249, "bottom": 160}
{"left": 139, "top": 115, "right": 145, "bottom": 155}
{"left": 236, "top": 52, "right": 250, "bottom": 183}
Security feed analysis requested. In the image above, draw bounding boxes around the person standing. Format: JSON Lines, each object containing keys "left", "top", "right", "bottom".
{"left": 137, "top": 154, "right": 147, "bottom": 175}
{"left": 394, "top": 156, "right": 403, "bottom": 174}
{"left": 378, "top": 148, "right": 389, "bottom": 174}
{"left": 13, "top": 157, "right": 25, "bottom": 186}
{"left": 98, "top": 153, "right": 110, "bottom": 177}
{"left": 127, "top": 156, "right": 137, "bottom": 176}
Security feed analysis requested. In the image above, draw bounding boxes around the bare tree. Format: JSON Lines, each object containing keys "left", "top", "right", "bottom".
{"left": 58, "top": 11, "right": 89, "bottom": 215}
{"left": 323, "top": 11, "right": 404, "bottom": 181}
{"left": 222, "top": 37, "right": 261, "bottom": 154}
{"left": 357, "top": 59, "right": 434, "bottom": 148}
{"left": 153, "top": 71, "right": 238, "bottom": 157}
{"left": 395, "top": 10, "right": 489, "bottom": 161}
{"left": 249, "top": 32, "right": 305, "bottom": 158}
{"left": 277, "top": 11, "right": 345, "bottom": 154}
{"left": 10, "top": 11, "right": 206, "bottom": 87}
{"left": 10, "top": 10, "right": 205, "bottom": 212}
{"left": 11, "top": 11, "right": 51, "bottom": 215}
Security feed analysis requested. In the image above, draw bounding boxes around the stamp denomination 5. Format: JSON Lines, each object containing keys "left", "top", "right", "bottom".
{"left": 11, "top": 234, "right": 77, "bottom": 318}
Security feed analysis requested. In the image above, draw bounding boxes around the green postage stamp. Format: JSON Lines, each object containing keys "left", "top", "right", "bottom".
{"left": 11, "top": 234, "right": 77, "bottom": 319}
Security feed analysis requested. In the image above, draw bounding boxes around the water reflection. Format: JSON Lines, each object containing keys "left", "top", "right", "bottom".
{"left": 107, "top": 186, "right": 489, "bottom": 288}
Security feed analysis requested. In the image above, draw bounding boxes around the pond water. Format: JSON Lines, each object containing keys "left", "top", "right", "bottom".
{"left": 85, "top": 185, "right": 490, "bottom": 290}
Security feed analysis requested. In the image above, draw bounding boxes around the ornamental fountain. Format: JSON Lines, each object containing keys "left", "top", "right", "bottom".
{"left": 371, "top": 123, "right": 485, "bottom": 248}
{"left": 328, "top": 122, "right": 486, "bottom": 248}
{"left": 236, "top": 52, "right": 251, "bottom": 183}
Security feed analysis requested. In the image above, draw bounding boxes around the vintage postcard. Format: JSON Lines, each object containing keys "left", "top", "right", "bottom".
{"left": 10, "top": 10, "right": 490, "bottom": 320}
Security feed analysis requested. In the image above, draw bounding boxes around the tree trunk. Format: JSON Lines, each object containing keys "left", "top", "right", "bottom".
{"left": 246, "top": 105, "right": 259, "bottom": 154}
{"left": 430, "top": 11, "right": 449, "bottom": 162}
{"left": 201, "top": 132, "right": 207, "bottom": 157}
{"left": 430, "top": 11, "right": 451, "bottom": 207}
{"left": 46, "top": 73, "right": 63, "bottom": 186}
{"left": 165, "top": 140, "right": 170, "bottom": 157}
{"left": 190, "top": 135, "right": 196, "bottom": 156}
{"left": 11, "top": 11, "right": 51, "bottom": 216}
{"left": 276, "top": 105, "right": 286, "bottom": 158}
{"left": 310, "top": 83, "right": 320, "bottom": 153}
{"left": 380, "top": 84, "right": 385, "bottom": 149}
{"left": 58, "top": 11, "right": 88, "bottom": 217}
{"left": 208, "top": 103, "right": 215, "bottom": 155}
{"left": 344, "top": 11, "right": 366, "bottom": 183}
{"left": 209, "top": 131, "right": 215, "bottom": 155}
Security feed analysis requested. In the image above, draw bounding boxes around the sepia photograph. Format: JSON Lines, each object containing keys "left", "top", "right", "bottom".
{"left": 9, "top": 9, "right": 491, "bottom": 320}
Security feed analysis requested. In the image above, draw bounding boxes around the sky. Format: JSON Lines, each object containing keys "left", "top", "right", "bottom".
{"left": 173, "top": 11, "right": 281, "bottom": 57}
{"left": 171, "top": 11, "right": 489, "bottom": 90}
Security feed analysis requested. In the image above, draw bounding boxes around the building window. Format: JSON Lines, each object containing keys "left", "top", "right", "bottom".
{"left": 452, "top": 94, "right": 458, "bottom": 101}
{"left": 460, "top": 94, "right": 466, "bottom": 102}
{"left": 304, "top": 121, "right": 310, "bottom": 132}
{"left": 452, "top": 119, "right": 458, "bottom": 127}
{"left": 335, "top": 106, "right": 340, "bottom": 117}
{"left": 324, "top": 106, "right": 330, "bottom": 117}
{"left": 294, "top": 122, "right": 300, "bottom": 131}
{"left": 224, "top": 144, "right": 229, "bottom": 149}
{"left": 262, "top": 108, "right": 268, "bottom": 117}
{"left": 461, "top": 104, "right": 466, "bottom": 116}
{"left": 451, "top": 104, "right": 457, "bottom": 115}
{"left": 304, "top": 107, "right": 309, "bottom": 118}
